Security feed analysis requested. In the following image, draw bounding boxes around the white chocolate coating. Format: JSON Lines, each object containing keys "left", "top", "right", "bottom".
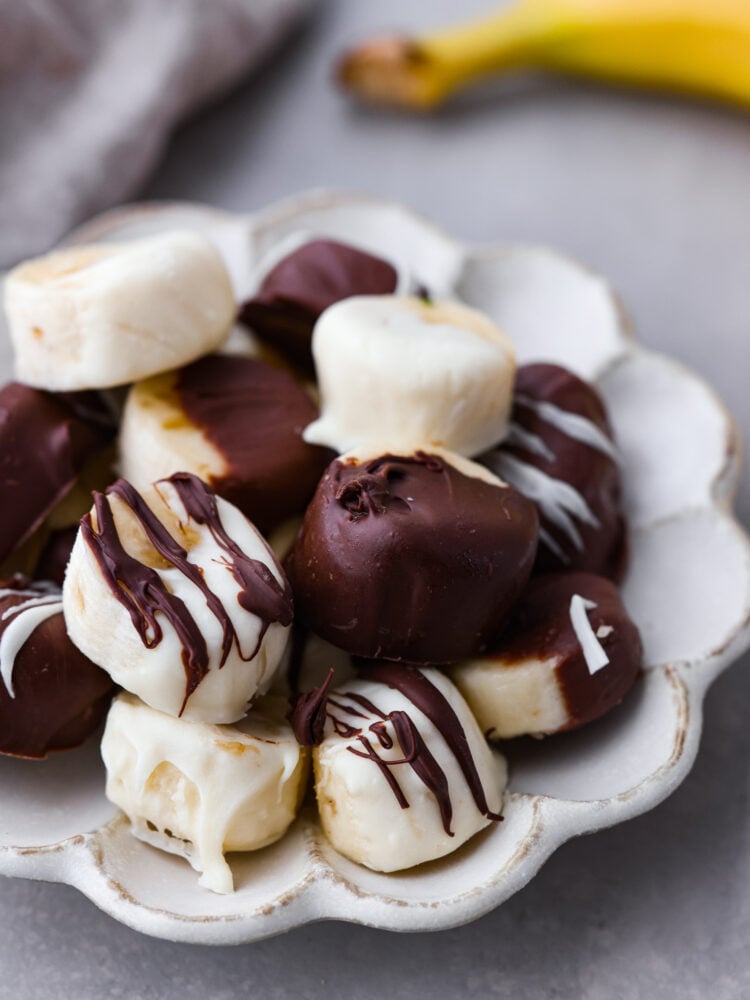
{"left": 101, "top": 693, "right": 307, "bottom": 894}
{"left": 303, "top": 296, "right": 516, "bottom": 457}
{"left": 313, "top": 668, "right": 506, "bottom": 872}
{"left": 63, "top": 479, "right": 291, "bottom": 723}
{"left": 4, "top": 231, "right": 235, "bottom": 390}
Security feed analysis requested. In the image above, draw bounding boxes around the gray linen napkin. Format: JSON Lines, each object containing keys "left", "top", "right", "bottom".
{"left": 0, "top": 0, "right": 311, "bottom": 268}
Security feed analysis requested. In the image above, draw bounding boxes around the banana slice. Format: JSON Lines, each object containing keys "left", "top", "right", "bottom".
{"left": 302, "top": 295, "right": 516, "bottom": 457}
{"left": 102, "top": 692, "right": 308, "bottom": 894}
{"left": 119, "top": 354, "right": 329, "bottom": 535}
{"left": 4, "top": 231, "right": 235, "bottom": 390}
{"left": 449, "top": 572, "right": 643, "bottom": 739}
{"left": 63, "top": 473, "right": 293, "bottom": 723}
{"left": 291, "top": 664, "right": 506, "bottom": 872}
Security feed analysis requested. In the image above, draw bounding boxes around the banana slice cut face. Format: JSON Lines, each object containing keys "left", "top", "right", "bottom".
{"left": 291, "top": 664, "right": 507, "bottom": 872}
{"left": 4, "top": 231, "right": 235, "bottom": 390}
{"left": 449, "top": 572, "right": 643, "bottom": 739}
{"left": 102, "top": 692, "right": 307, "bottom": 894}
{"left": 63, "top": 473, "right": 293, "bottom": 723}
{"left": 119, "top": 354, "right": 330, "bottom": 535}
{"left": 303, "top": 295, "right": 516, "bottom": 457}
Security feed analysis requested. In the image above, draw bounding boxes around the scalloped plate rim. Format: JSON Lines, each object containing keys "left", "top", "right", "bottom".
{"left": 1, "top": 192, "right": 748, "bottom": 945}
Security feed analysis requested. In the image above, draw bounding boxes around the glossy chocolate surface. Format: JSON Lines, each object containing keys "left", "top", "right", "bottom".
{"left": 82, "top": 473, "right": 293, "bottom": 714}
{"left": 483, "top": 364, "right": 626, "bottom": 578}
{"left": 492, "top": 571, "right": 642, "bottom": 731}
{"left": 175, "top": 354, "right": 331, "bottom": 535}
{"left": 239, "top": 239, "right": 398, "bottom": 375}
{"left": 286, "top": 452, "right": 538, "bottom": 663}
{"left": 0, "top": 576, "right": 113, "bottom": 759}
{"left": 290, "top": 664, "right": 501, "bottom": 834}
{"left": 0, "top": 382, "right": 113, "bottom": 565}
{"left": 35, "top": 526, "right": 78, "bottom": 587}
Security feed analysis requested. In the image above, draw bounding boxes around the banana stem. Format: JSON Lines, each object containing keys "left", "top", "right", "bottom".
{"left": 337, "top": 1, "right": 548, "bottom": 110}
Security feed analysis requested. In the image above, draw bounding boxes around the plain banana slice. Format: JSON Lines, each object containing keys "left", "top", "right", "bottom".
{"left": 295, "top": 664, "right": 506, "bottom": 872}
{"left": 449, "top": 572, "right": 643, "bottom": 739}
{"left": 102, "top": 692, "right": 308, "bottom": 894}
{"left": 4, "top": 231, "right": 235, "bottom": 390}
{"left": 63, "top": 472, "right": 293, "bottom": 723}
{"left": 303, "top": 295, "right": 516, "bottom": 457}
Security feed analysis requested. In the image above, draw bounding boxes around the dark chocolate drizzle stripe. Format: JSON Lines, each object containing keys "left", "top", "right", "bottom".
{"left": 357, "top": 664, "right": 502, "bottom": 822}
{"left": 288, "top": 665, "right": 501, "bottom": 834}
{"left": 82, "top": 473, "right": 292, "bottom": 714}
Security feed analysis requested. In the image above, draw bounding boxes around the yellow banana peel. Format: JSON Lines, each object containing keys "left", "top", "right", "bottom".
{"left": 337, "top": 0, "right": 750, "bottom": 112}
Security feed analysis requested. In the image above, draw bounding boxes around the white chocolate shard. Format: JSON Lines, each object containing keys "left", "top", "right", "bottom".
{"left": 101, "top": 693, "right": 307, "bottom": 894}
{"left": 303, "top": 295, "right": 516, "bottom": 457}
{"left": 312, "top": 666, "right": 506, "bottom": 872}
{"left": 4, "top": 231, "right": 235, "bottom": 390}
{"left": 63, "top": 475, "right": 292, "bottom": 723}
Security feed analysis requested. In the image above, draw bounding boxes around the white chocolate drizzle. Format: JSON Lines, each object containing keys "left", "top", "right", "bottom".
{"left": 505, "top": 422, "right": 555, "bottom": 462}
{"left": 0, "top": 585, "right": 63, "bottom": 698}
{"left": 515, "top": 393, "right": 619, "bottom": 462}
{"left": 488, "top": 452, "right": 600, "bottom": 556}
{"left": 569, "top": 595, "right": 610, "bottom": 675}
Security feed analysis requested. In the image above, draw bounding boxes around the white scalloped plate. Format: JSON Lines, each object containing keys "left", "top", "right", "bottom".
{"left": 1, "top": 192, "right": 748, "bottom": 945}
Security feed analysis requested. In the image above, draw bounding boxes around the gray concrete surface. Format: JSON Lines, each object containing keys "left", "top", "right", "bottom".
{"left": 1, "top": 1, "right": 749, "bottom": 997}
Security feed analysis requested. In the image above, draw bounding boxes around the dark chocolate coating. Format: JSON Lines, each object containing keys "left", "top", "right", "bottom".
{"left": 485, "top": 364, "right": 626, "bottom": 579}
{"left": 286, "top": 453, "right": 539, "bottom": 663}
{"left": 239, "top": 239, "right": 398, "bottom": 376}
{"left": 174, "top": 354, "right": 331, "bottom": 535}
{"left": 0, "top": 383, "right": 113, "bottom": 565}
{"left": 492, "top": 571, "right": 642, "bottom": 732}
{"left": 0, "top": 576, "right": 114, "bottom": 759}
{"left": 35, "top": 526, "right": 79, "bottom": 587}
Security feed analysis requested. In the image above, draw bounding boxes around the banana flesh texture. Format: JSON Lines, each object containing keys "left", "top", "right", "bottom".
{"left": 4, "top": 231, "right": 235, "bottom": 390}
{"left": 338, "top": 0, "right": 750, "bottom": 112}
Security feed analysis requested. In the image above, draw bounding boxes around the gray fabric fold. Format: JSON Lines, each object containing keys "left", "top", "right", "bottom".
{"left": 0, "top": 0, "right": 311, "bottom": 268}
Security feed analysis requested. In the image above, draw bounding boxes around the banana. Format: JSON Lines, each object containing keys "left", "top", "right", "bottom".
{"left": 303, "top": 295, "right": 516, "bottom": 457}
{"left": 102, "top": 692, "right": 308, "bottom": 894}
{"left": 337, "top": 0, "right": 750, "bottom": 112}
{"left": 118, "top": 354, "right": 328, "bottom": 536}
{"left": 449, "top": 572, "right": 643, "bottom": 739}
{"left": 4, "top": 231, "right": 235, "bottom": 390}
{"left": 63, "top": 473, "right": 294, "bottom": 723}
{"left": 304, "top": 665, "right": 506, "bottom": 872}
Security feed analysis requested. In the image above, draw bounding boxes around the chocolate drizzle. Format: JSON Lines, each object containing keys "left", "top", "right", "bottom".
{"left": 81, "top": 473, "right": 292, "bottom": 713}
{"left": 0, "top": 575, "right": 113, "bottom": 759}
{"left": 483, "top": 364, "right": 626, "bottom": 579}
{"left": 291, "top": 665, "right": 502, "bottom": 834}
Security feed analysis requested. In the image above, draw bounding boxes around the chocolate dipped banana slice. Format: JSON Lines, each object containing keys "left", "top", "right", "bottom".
{"left": 302, "top": 295, "right": 516, "bottom": 457}
{"left": 290, "top": 664, "right": 506, "bottom": 872}
{"left": 102, "top": 692, "right": 307, "bottom": 894}
{"left": 119, "top": 354, "right": 330, "bottom": 536}
{"left": 0, "top": 382, "right": 114, "bottom": 569}
{"left": 239, "top": 237, "right": 399, "bottom": 376}
{"left": 450, "top": 572, "right": 642, "bottom": 739}
{"left": 0, "top": 576, "right": 113, "bottom": 758}
{"left": 63, "top": 473, "right": 293, "bottom": 723}
{"left": 286, "top": 449, "right": 538, "bottom": 663}
{"left": 483, "top": 363, "right": 625, "bottom": 578}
